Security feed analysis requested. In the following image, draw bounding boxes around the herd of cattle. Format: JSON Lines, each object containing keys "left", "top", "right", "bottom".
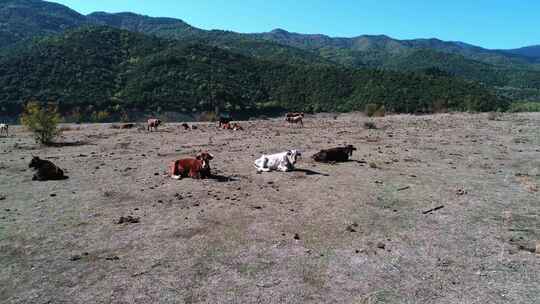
{"left": 148, "top": 113, "right": 354, "bottom": 180}
{"left": 2, "top": 113, "right": 355, "bottom": 181}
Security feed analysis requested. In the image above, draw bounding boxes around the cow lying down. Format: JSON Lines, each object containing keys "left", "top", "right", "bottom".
{"left": 312, "top": 145, "right": 357, "bottom": 163}
{"left": 254, "top": 150, "right": 301, "bottom": 173}
{"left": 29, "top": 156, "right": 68, "bottom": 181}
{"left": 169, "top": 152, "right": 214, "bottom": 180}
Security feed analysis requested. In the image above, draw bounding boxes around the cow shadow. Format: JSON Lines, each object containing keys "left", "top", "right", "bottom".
{"left": 207, "top": 174, "right": 238, "bottom": 183}
{"left": 293, "top": 168, "right": 330, "bottom": 176}
{"left": 49, "top": 140, "right": 93, "bottom": 147}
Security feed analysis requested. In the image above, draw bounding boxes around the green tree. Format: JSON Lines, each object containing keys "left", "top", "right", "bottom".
{"left": 20, "top": 101, "right": 62, "bottom": 145}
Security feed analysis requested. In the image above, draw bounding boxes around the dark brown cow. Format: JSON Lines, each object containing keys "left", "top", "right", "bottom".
{"left": 29, "top": 156, "right": 68, "bottom": 181}
{"left": 147, "top": 119, "right": 162, "bottom": 132}
{"left": 169, "top": 152, "right": 214, "bottom": 180}
{"left": 312, "top": 145, "right": 357, "bottom": 163}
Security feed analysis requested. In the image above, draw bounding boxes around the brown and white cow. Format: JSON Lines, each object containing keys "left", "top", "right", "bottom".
{"left": 286, "top": 113, "right": 304, "bottom": 128}
{"left": 169, "top": 152, "right": 214, "bottom": 180}
{"left": 218, "top": 116, "right": 232, "bottom": 128}
{"left": 147, "top": 119, "right": 162, "bottom": 132}
{"left": 221, "top": 122, "right": 243, "bottom": 131}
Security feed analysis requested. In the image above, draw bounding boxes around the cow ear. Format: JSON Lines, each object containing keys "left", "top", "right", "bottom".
{"left": 196, "top": 153, "right": 202, "bottom": 160}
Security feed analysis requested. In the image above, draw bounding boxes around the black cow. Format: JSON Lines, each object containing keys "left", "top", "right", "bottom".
{"left": 312, "top": 145, "right": 357, "bottom": 163}
{"left": 29, "top": 156, "right": 68, "bottom": 181}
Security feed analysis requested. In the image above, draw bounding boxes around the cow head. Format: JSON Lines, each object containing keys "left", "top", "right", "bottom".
{"left": 29, "top": 156, "right": 42, "bottom": 169}
{"left": 196, "top": 152, "right": 214, "bottom": 169}
{"left": 345, "top": 145, "right": 357, "bottom": 156}
{"left": 286, "top": 150, "right": 301, "bottom": 165}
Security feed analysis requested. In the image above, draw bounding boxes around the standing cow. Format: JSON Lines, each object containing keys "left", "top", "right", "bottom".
{"left": 286, "top": 113, "right": 304, "bottom": 128}
{"left": 147, "top": 119, "right": 162, "bottom": 132}
{"left": 0, "top": 123, "right": 8, "bottom": 137}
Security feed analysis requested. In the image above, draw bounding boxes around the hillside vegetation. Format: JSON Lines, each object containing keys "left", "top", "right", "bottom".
{"left": 0, "top": 27, "right": 508, "bottom": 116}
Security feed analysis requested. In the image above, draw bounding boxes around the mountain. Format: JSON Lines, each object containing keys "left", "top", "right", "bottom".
{"left": 84, "top": 11, "right": 540, "bottom": 95}
{"left": 0, "top": 0, "right": 534, "bottom": 113}
{"left": 0, "top": 0, "right": 88, "bottom": 48}
{"left": 503, "top": 45, "right": 540, "bottom": 61}
{"left": 255, "top": 29, "right": 539, "bottom": 67}
{"left": 0, "top": 27, "right": 507, "bottom": 116}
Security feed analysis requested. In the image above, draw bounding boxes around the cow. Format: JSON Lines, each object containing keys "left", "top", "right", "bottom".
{"left": 312, "top": 145, "right": 357, "bottom": 163}
{"left": 221, "top": 122, "right": 243, "bottom": 131}
{"left": 218, "top": 116, "right": 231, "bottom": 128}
{"left": 29, "top": 156, "right": 68, "bottom": 181}
{"left": 169, "top": 152, "right": 214, "bottom": 180}
{"left": 254, "top": 150, "right": 301, "bottom": 173}
{"left": 0, "top": 123, "right": 8, "bottom": 137}
{"left": 231, "top": 123, "right": 243, "bottom": 131}
{"left": 147, "top": 119, "right": 162, "bottom": 132}
{"left": 286, "top": 113, "right": 304, "bottom": 128}
{"left": 181, "top": 123, "right": 198, "bottom": 130}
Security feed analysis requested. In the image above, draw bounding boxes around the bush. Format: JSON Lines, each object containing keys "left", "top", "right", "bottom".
{"left": 20, "top": 101, "right": 62, "bottom": 145}
{"left": 197, "top": 111, "right": 218, "bottom": 122}
{"left": 373, "top": 105, "right": 386, "bottom": 117}
{"left": 91, "top": 110, "right": 110, "bottom": 122}
{"left": 366, "top": 104, "right": 385, "bottom": 117}
{"left": 365, "top": 104, "right": 378, "bottom": 117}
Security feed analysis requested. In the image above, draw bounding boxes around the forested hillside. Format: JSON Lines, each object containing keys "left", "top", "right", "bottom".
{"left": 0, "top": 27, "right": 508, "bottom": 116}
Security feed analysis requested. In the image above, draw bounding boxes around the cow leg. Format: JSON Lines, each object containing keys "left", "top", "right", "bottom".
{"left": 169, "top": 161, "right": 182, "bottom": 180}
{"left": 278, "top": 163, "right": 290, "bottom": 172}
{"left": 255, "top": 157, "right": 270, "bottom": 172}
{"left": 189, "top": 169, "right": 201, "bottom": 179}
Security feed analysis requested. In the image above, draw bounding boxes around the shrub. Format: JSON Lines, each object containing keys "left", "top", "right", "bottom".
{"left": 508, "top": 102, "right": 540, "bottom": 113}
{"left": 197, "top": 111, "right": 218, "bottom": 122}
{"left": 366, "top": 104, "right": 386, "bottom": 117}
{"left": 365, "top": 104, "right": 378, "bottom": 117}
{"left": 373, "top": 105, "right": 386, "bottom": 117}
{"left": 20, "top": 101, "right": 62, "bottom": 145}
{"left": 91, "top": 110, "right": 110, "bottom": 122}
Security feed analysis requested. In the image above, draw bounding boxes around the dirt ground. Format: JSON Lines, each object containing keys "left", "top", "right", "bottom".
{"left": 1, "top": 112, "right": 539, "bottom": 304}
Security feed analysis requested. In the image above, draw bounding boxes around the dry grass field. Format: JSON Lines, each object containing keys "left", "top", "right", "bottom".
{"left": 1, "top": 112, "right": 539, "bottom": 303}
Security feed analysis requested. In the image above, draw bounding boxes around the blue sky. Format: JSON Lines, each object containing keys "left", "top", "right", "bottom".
{"left": 53, "top": 0, "right": 539, "bottom": 49}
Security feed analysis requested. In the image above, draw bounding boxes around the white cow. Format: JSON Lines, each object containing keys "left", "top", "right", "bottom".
{"left": 254, "top": 150, "right": 301, "bottom": 173}
{"left": 0, "top": 123, "right": 8, "bottom": 137}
